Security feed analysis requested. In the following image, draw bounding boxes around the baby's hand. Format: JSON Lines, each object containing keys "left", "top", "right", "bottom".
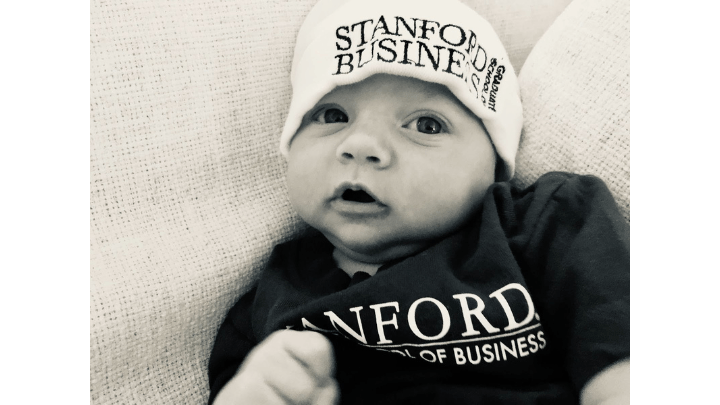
{"left": 214, "top": 330, "right": 339, "bottom": 405}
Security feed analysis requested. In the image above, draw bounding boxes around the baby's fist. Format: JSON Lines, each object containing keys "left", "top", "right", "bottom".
{"left": 214, "top": 330, "right": 338, "bottom": 405}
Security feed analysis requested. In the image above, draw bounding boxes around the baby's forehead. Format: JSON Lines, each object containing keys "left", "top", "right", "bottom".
{"left": 320, "top": 74, "right": 457, "bottom": 103}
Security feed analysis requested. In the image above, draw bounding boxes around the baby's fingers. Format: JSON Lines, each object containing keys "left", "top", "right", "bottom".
{"left": 236, "top": 344, "right": 326, "bottom": 404}
{"left": 277, "top": 331, "right": 336, "bottom": 382}
{"left": 213, "top": 368, "right": 288, "bottom": 405}
{"left": 313, "top": 379, "right": 340, "bottom": 405}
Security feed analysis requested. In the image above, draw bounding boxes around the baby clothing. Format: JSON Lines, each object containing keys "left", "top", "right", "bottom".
{"left": 208, "top": 172, "right": 630, "bottom": 404}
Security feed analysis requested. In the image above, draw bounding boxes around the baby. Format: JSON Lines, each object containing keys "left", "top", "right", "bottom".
{"left": 208, "top": 0, "right": 630, "bottom": 404}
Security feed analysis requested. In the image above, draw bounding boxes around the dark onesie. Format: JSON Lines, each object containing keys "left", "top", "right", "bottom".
{"left": 208, "top": 172, "right": 630, "bottom": 404}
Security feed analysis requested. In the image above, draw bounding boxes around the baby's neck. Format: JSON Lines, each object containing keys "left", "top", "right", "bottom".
{"left": 332, "top": 248, "right": 381, "bottom": 277}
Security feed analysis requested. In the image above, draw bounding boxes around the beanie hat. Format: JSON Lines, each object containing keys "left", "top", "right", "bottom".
{"left": 280, "top": 0, "right": 523, "bottom": 180}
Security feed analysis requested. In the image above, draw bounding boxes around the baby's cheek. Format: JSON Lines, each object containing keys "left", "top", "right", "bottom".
{"left": 288, "top": 160, "right": 329, "bottom": 224}
{"left": 286, "top": 163, "right": 311, "bottom": 210}
{"left": 416, "top": 177, "right": 485, "bottom": 223}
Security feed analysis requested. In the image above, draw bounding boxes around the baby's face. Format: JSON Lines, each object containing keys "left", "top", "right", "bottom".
{"left": 286, "top": 74, "right": 496, "bottom": 264}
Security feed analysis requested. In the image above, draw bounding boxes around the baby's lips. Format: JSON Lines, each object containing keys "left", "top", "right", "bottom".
{"left": 332, "top": 181, "right": 383, "bottom": 204}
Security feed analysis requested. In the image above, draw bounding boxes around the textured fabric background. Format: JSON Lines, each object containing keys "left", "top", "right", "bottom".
{"left": 90, "top": 0, "right": 575, "bottom": 404}
{"left": 90, "top": 2, "right": 311, "bottom": 403}
{"left": 514, "top": 0, "right": 630, "bottom": 222}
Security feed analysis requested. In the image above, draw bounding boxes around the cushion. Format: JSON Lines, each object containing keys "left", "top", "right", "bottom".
{"left": 463, "top": 0, "right": 572, "bottom": 74}
{"left": 514, "top": 0, "right": 630, "bottom": 222}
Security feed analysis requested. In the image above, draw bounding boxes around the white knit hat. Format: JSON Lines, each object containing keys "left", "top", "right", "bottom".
{"left": 280, "top": 0, "right": 523, "bottom": 180}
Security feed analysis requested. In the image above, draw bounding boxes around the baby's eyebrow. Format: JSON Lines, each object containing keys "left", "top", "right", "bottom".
{"left": 413, "top": 85, "right": 458, "bottom": 106}
{"left": 416, "top": 87, "right": 439, "bottom": 100}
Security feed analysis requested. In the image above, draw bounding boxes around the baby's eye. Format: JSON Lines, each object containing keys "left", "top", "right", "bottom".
{"left": 315, "top": 108, "right": 348, "bottom": 124}
{"left": 415, "top": 116, "right": 443, "bottom": 134}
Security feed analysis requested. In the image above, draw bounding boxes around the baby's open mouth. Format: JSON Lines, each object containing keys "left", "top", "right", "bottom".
{"left": 341, "top": 189, "right": 376, "bottom": 203}
{"left": 331, "top": 183, "right": 386, "bottom": 215}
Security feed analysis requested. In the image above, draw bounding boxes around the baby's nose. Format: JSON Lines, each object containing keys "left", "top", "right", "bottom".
{"left": 335, "top": 130, "right": 392, "bottom": 169}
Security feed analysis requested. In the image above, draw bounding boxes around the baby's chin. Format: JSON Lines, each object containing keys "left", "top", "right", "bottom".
{"left": 322, "top": 230, "right": 430, "bottom": 265}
